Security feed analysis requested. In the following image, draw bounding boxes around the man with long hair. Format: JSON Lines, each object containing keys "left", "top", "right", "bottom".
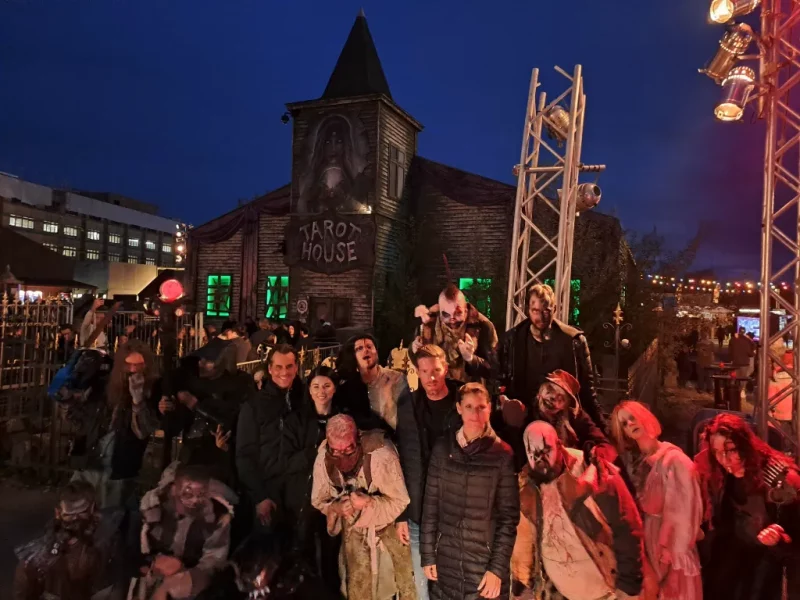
{"left": 695, "top": 413, "right": 800, "bottom": 599}
{"left": 335, "top": 334, "right": 409, "bottom": 432}
{"left": 68, "top": 340, "right": 160, "bottom": 509}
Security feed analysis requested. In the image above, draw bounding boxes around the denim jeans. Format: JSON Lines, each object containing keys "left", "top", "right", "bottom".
{"left": 409, "top": 520, "right": 429, "bottom": 600}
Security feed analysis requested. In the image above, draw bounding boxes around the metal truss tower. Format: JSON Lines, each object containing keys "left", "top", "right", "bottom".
{"left": 756, "top": 0, "right": 800, "bottom": 455}
{"left": 505, "top": 66, "right": 604, "bottom": 329}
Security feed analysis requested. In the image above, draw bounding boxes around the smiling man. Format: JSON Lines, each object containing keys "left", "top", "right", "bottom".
{"left": 236, "top": 344, "right": 304, "bottom": 533}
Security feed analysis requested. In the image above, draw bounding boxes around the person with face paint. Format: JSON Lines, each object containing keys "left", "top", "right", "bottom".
{"left": 311, "top": 414, "right": 416, "bottom": 600}
{"left": 420, "top": 382, "right": 519, "bottom": 600}
{"left": 281, "top": 366, "right": 343, "bottom": 595}
{"left": 13, "top": 481, "right": 106, "bottom": 600}
{"left": 694, "top": 413, "right": 800, "bottom": 599}
{"left": 133, "top": 463, "right": 235, "bottom": 600}
{"left": 610, "top": 401, "right": 701, "bottom": 600}
{"left": 497, "top": 284, "right": 606, "bottom": 461}
{"left": 511, "top": 421, "right": 644, "bottom": 600}
{"left": 335, "top": 334, "right": 409, "bottom": 432}
{"left": 411, "top": 283, "right": 499, "bottom": 384}
{"left": 237, "top": 344, "right": 304, "bottom": 533}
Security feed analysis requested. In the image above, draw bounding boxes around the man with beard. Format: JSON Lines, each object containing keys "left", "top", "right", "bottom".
{"left": 511, "top": 422, "right": 644, "bottom": 600}
{"left": 311, "top": 415, "right": 416, "bottom": 600}
{"left": 133, "top": 463, "right": 235, "bottom": 600}
{"left": 395, "top": 344, "right": 462, "bottom": 600}
{"left": 237, "top": 344, "right": 304, "bottom": 531}
{"left": 411, "top": 284, "right": 498, "bottom": 384}
{"left": 13, "top": 481, "right": 108, "bottom": 600}
{"left": 498, "top": 284, "right": 606, "bottom": 461}
{"left": 159, "top": 337, "right": 252, "bottom": 485}
{"left": 335, "top": 334, "right": 409, "bottom": 432}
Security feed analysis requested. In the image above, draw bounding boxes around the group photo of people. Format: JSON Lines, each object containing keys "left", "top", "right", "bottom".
{"left": 9, "top": 282, "right": 800, "bottom": 600}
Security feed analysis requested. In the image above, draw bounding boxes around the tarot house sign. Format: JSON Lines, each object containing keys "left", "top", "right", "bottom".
{"left": 285, "top": 212, "right": 376, "bottom": 274}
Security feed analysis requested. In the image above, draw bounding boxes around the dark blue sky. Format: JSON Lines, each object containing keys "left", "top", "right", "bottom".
{"left": 0, "top": 0, "right": 765, "bottom": 277}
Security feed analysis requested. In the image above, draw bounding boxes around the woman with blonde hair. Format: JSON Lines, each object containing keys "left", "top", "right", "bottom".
{"left": 610, "top": 400, "right": 703, "bottom": 600}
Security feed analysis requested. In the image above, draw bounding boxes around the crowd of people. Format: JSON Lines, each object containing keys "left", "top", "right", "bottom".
{"left": 11, "top": 283, "right": 800, "bottom": 600}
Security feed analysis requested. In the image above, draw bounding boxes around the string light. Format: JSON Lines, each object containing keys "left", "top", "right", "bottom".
{"left": 646, "top": 274, "right": 795, "bottom": 295}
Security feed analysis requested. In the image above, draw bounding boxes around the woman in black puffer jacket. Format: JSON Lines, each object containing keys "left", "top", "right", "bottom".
{"left": 420, "top": 382, "right": 519, "bottom": 600}
{"left": 281, "top": 366, "right": 342, "bottom": 596}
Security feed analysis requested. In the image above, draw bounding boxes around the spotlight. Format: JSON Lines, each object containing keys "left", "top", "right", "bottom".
{"left": 715, "top": 65, "right": 756, "bottom": 121}
{"left": 709, "top": 0, "right": 760, "bottom": 24}
{"left": 176, "top": 255, "right": 183, "bottom": 263}
{"left": 544, "top": 106, "right": 570, "bottom": 142}
{"left": 576, "top": 183, "right": 602, "bottom": 212}
{"left": 176, "top": 244, "right": 184, "bottom": 253}
{"left": 700, "top": 23, "right": 753, "bottom": 83}
{"left": 281, "top": 112, "right": 291, "bottom": 125}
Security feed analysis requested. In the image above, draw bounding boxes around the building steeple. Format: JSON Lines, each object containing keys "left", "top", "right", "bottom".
{"left": 322, "top": 10, "right": 392, "bottom": 100}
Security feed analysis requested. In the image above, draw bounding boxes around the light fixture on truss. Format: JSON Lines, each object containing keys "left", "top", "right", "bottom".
{"left": 700, "top": 23, "right": 754, "bottom": 84}
{"left": 709, "top": 0, "right": 760, "bottom": 24}
{"left": 715, "top": 65, "right": 756, "bottom": 121}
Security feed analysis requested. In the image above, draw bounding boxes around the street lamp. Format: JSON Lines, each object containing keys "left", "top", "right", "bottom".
{"left": 603, "top": 303, "right": 633, "bottom": 403}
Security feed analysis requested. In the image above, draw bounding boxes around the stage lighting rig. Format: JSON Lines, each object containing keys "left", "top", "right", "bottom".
{"left": 544, "top": 105, "right": 571, "bottom": 143}
{"left": 709, "top": 0, "right": 760, "bottom": 24}
{"left": 715, "top": 66, "right": 756, "bottom": 121}
{"left": 699, "top": 23, "right": 754, "bottom": 84}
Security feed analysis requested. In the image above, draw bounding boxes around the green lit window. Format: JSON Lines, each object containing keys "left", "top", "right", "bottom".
{"left": 544, "top": 278, "right": 581, "bottom": 325}
{"left": 459, "top": 277, "right": 493, "bottom": 318}
{"left": 266, "top": 275, "right": 290, "bottom": 320}
{"left": 207, "top": 274, "right": 232, "bottom": 317}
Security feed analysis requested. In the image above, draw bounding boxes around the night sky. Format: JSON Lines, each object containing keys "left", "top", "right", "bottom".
{"left": 0, "top": 1, "right": 765, "bottom": 277}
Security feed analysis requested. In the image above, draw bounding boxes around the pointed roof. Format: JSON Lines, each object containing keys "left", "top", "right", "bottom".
{"left": 322, "top": 11, "right": 392, "bottom": 100}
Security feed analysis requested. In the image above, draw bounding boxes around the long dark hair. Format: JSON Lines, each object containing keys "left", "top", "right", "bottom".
{"left": 106, "top": 340, "right": 158, "bottom": 409}
{"left": 336, "top": 334, "right": 378, "bottom": 380}
{"left": 305, "top": 365, "right": 339, "bottom": 413}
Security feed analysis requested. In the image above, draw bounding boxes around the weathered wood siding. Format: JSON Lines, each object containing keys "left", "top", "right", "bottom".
{"left": 195, "top": 230, "right": 243, "bottom": 322}
{"left": 255, "top": 213, "right": 290, "bottom": 317}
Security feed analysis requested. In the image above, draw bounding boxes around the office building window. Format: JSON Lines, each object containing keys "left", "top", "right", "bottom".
{"left": 145, "top": 240, "right": 156, "bottom": 251}
{"left": 64, "top": 226, "right": 78, "bottom": 237}
{"left": 87, "top": 230, "right": 100, "bottom": 241}
{"left": 86, "top": 249, "right": 100, "bottom": 260}
{"left": 43, "top": 243, "right": 58, "bottom": 252}
{"left": 459, "top": 278, "right": 493, "bottom": 318}
{"left": 108, "top": 253, "right": 120, "bottom": 262}
{"left": 145, "top": 257, "right": 156, "bottom": 265}
{"left": 129, "top": 238, "right": 140, "bottom": 247}
{"left": 388, "top": 145, "right": 407, "bottom": 199}
{"left": 9, "top": 215, "right": 34, "bottom": 230}
{"left": 43, "top": 221, "right": 59, "bottom": 234}
{"left": 127, "top": 256, "right": 139, "bottom": 264}
{"left": 206, "top": 274, "right": 232, "bottom": 318}
{"left": 109, "top": 233, "right": 121, "bottom": 244}
{"left": 162, "top": 244, "right": 173, "bottom": 253}
{"left": 265, "top": 275, "right": 290, "bottom": 319}
{"left": 62, "top": 246, "right": 77, "bottom": 257}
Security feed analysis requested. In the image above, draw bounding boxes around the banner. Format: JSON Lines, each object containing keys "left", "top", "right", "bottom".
{"left": 285, "top": 212, "right": 375, "bottom": 274}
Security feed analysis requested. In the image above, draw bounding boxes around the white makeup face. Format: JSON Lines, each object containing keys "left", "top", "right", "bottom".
{"left": 524, "top": 422, "right": 560, "bottom": 472}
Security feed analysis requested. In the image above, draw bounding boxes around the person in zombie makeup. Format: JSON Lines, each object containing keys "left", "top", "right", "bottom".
{"left": 13, "top": 481, "right": 109, "bottom": 600}
{"left": 410, "top": 283, "right": 498, "bottom": 384}
{"left": 694, "top": 413, "right": 800, "bottom": 599}
{"left": 310, "top": 414, "right": 416, "bottom": 600}
{"left": 511, "top": 421, "right": 644, "bottom": 600}
{"left": 133, "top": 463, "right": 235, "bottom": 600}
{"left": 335, "top": 334, "right": 409, "bottom": 432}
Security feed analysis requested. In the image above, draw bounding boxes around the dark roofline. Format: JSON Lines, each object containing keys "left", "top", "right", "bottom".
{"left": 192, "top": 184, "right": 291, "bottom": 234}
{"left": 286, "top": 94, "right": 423, "bottom": 132}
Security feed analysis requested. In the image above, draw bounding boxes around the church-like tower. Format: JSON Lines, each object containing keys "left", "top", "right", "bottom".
{"left": 284, "top": 10, "right": 422, "bottom": 328}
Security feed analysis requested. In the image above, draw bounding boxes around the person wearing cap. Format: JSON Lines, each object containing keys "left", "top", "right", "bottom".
{"left": 535, "top": 369, "right": 618, "bottom": 465}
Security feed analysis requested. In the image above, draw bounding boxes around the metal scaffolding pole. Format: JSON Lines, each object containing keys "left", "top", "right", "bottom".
{"left": 756, "top": 0, "right": 800, "bottom": 456}
{"left": 505, "top": 65, "right": 605, "bottom": 329}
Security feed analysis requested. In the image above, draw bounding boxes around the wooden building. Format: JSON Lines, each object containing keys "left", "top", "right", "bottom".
{"left": 187, "top": 11, "right": 630, "bottom": 344}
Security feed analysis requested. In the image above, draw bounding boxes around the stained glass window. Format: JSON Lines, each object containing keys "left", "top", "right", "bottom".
{"left": 207, "top": 274, "right": 232, "bottom": 317}
{"left": 266, "top": 275, "right": 290, "bottom": 320}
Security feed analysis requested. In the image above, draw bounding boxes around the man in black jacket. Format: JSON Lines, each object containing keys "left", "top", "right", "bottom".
{"left": 497, "top": 284, "right": 606, "bottom": 461}
{"left": 395, "top": 344, "right": 462, "bottom": 600}
{"left": 236, "top": 344, "right": 304, "bottom": 533}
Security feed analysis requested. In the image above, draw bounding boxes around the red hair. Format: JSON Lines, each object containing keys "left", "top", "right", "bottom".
{"left": 610, "top": 400, "right": 663, "bottom": 453}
